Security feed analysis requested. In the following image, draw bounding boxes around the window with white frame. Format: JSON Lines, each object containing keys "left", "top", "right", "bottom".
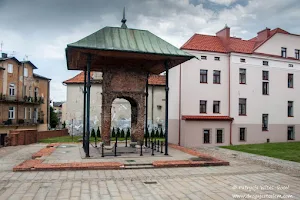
{"left": 262, "top": 114, "right": 268, "bottom": 131}
{"left": 7, "top": 64, "right": 13, "bottom": 73}
{"left": 216, "top": 129, "right": 223, "bottom": 143}
{"left": 203, "top": 129, "right": 210, "bottom": 144}
{"left": 24, "top": 67, "right": 28, "bottom": 77}
{"left": 239, "top": 68, "right": 246, "bottom": 84}
{"left": 8, "top": 107, "right": 15, "bottom": 119}
{"left": 239, "top": 128, "right": 246, "bottom": 141}
{"left": 287, "top": 126, "right": 295, "bottom": 140}
{"left": 9, "top": 84, "right": 15, "bottom": 96}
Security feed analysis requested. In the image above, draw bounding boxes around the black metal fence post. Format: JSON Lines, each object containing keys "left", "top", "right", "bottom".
{"left": 154, "top": 139, "right": 156, "bottom": 150}
{"left": 114, "top": 142, "right": 117, "bottom": 157}
{"left": 101, "top": 143, "right": 104, "bottom": 157}
{"left": 151, "top": 142, "right": 154, "bottom": 156}
{"left": 125, "top": 134, "right": 128, "bottom": 147}
{"left": 115, "top": 135, "right": 118, "bottom": 147}
{"left": 161, "top": 141, "right": 163, "bottom": 153}
{"left": 140, "top": 142, "right": 143, "bottom": 156}
{"left": 157, "top": 140, "right": 160, "bottom": 152}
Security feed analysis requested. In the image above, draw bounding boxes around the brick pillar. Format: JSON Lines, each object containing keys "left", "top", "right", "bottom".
{"left": 101, "top": 93, "right": 112, "bottom": 145}
{"left": 130, "top": 94, "right": 145, "bottom": 145}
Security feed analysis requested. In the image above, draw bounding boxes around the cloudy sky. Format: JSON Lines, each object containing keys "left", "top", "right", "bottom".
{"left": 0, "top": 0, "right": 299, "bottom": 101}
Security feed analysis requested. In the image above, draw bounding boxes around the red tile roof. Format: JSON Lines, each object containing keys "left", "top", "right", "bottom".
{"left": 182, "top": 115, "right": 233, "bottom": 121}
{"left": 181, "top": 28, "right": 292, "bottom": 55}
{"left": 63, "top": 72, "right": 166, "bottom": 86}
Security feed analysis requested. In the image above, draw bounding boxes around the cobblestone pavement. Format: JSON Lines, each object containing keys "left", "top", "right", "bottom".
{"left": 0, "top": 144, "right": 300, "bottom": 200}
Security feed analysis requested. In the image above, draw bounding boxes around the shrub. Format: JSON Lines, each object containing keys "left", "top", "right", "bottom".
{"left": 62, "top": 121, "right": 66, "bottom": 128}
{"left": 155, "top": 128, "right": 159, "bottom": 138}
{"left": 91, "top": 129, "right": 95, "bottom": 137}
{"left": 126, "top": 128, "right": 130, "bottom": 138}
{"left": 151, "top": 129, "right": 155, "bottom": 138}
{"left": 111, "top": 127, "right": 116, "bottom": 137}
{"left": 97, "top": 127, "right": 101, "bottom": 137}
{"left": 120, "top": 129, "right": 125, "bottom": 138}
{"left": 159, "top": 127, "right": 164, "bottom": 138}
{"left": 116, "top": 128, "right": 120, "bottom": 137}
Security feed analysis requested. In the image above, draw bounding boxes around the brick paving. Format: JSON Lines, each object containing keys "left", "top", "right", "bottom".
{"left": 0, "top": 143, "right": 300, "bottom": 199}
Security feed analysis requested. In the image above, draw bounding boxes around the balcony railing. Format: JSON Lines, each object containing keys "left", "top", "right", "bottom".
{"left": 0, "top": 94, "right": 44, "bottom": 104}
{"left": 0, "top": 118, "right": 44, "bottom": 126}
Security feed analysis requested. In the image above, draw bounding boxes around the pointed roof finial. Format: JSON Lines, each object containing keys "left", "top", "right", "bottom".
{"left": 121, "top": 7, "right": 127, "bottom": 29}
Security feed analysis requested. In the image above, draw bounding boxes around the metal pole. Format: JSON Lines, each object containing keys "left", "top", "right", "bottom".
{"left": 125, "top": 134, "right": 128, "bottom": 147}
{"left": 157, "top": 140, "right": 159, "bottom": 152}
{"left": 161, "top": 141, "right": 163, "bottom": 153}
{"left": 164, "top": 61, "right": 169, "bottom": 155}
{"left": 94, "top": 129, "right": 97, "bottom": 148}
{"left": 151, "top": 142, "right": 154, "bottom": 156}
{"left": 101, "top": 143, "right": 104, "bottom": 157}
{"left": 72, "top": 119, "right": 74, "bottom": 142}
{"left": 83, "top": 68, "right": 87, "bottom": 149}
{"left": 145, "top": 73, "right": 149, "bottom": 148}
{"left": 140, "top": 142, "right": 143, "bottom": 156}
{"left": 85, "top": 54, "right": 91, "bottom": 157}
{"left": 114, "top": 142, "right": 117, "bottom": 157}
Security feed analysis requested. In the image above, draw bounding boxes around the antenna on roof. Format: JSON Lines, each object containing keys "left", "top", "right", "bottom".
{"left": 121, "top": 7, "right": 127, "bottom": 29}
{"left": 0, "top": 41, "right": 3, "bottom": 53}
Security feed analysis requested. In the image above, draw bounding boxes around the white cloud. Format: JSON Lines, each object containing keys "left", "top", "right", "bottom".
{"left": 208, "top": 0, "right": 237, "bottom": 6}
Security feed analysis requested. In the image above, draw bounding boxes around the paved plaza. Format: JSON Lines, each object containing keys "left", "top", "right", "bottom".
{"left": 0, "top": 143, "right": 300, "bottom": 200}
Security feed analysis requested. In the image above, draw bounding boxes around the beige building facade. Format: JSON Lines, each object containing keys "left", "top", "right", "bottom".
{"left": 169, "top": 27, "right": 300, "bottom": 147}
{"left": 63, "top": 72, "right": 165, "bottom": 135}
{"left": 0, "top": 53, "right": 51, "bottom": 143}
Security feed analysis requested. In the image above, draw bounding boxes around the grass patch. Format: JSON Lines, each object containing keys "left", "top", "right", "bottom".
{"left": 221, "top": 142, "right": 300, "bottom": 163}
{"left": 39, "top": 136, "right": 165, "bottom": 143}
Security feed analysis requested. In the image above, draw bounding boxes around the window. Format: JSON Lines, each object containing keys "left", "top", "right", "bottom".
{"left": 7, "top": 64, "right": 13, "bottom": 73}
{"left": 288, "top": 101, "right": 294, "bottom": 117}
{"left": 200, "top": 100, "right": 207, "bottom": 113}
{"left": 289, "top": 64, "right": 293, "bottom": 68}
{"left": 216, "top": 129, "right": 223, "bottom": 143}
{"left": 239, "top": 98, "right": 246, "bottom": 115}
{"left": 201, "top": 56, "right": 207, "bottom": 60}
{"left": 200, "top": 70, "right": 208, "bottom": 83}
{"left": 24, "top": 107, "right": 27, "bottom": 119}
{"left": 262, "top": 71, "right": 269, "bottom": 80}
{"left": 287, "top": 126, "right": 295, "bottom": 140}
{"left": 34, "top": 87, "right": 39, "bottom": 98}
{"left": 29, "top": 86, "right": 32, "bottom": 96}
{"left": 295, "top": 49, "right": 300, "bottom": 60}
{"left": 262, "top": 61, "right": 269, "bottom": 66}
{"left": 262, "top": 82, "right": 269, "bottom": 95}
{"left": 262, "top": 114, "right": 268, "bottom": 131}
{"left": 8, "top": 107, "right": 15, "bottom": 119}
{"left": 213, "top": 70, "right": 221, "bottom": 84}
{"left": 24, "top": 68, "right": 28, "bottom": 77}
{"left": 281, "top": 47, "right": 287, "bottom": 58}
{"left": 29, "top": 108, "right": 32, "bottom": 119}
{"left": 9, "top": 84, "right": 15, "bottom": 96}
{"left": 203, "top": 129, "right": 210, "bottom": 144}
{"left": 240, "top": 58, "right": 246, "bottom": 63}
{"left": 288, "top": 74, "right": 293, "bottom": 88}
{"left": 213, "top": 101, "right": 220, "bottom": 113}
{"left": 239, "top": 68, "right": 246, "bottom": 84}
{"left": 214, "top": 57, "right": 220, "bottom": 61}
{"left": 239, "top": 128, "right": 246, "bottom": 141}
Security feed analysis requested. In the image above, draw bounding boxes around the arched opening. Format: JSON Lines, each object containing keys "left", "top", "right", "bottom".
{"left": 110, "top": 97, "right": 138, "bottom": 139}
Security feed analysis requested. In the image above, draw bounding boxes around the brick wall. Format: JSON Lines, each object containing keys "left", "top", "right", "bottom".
{"left": 8, "top": 129, "right": 68, "bottom": 146}
{"left": 37, "top": 129, "right": 68, "bottom": 141}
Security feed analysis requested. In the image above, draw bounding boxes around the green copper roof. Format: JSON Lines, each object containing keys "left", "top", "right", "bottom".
{"left": 67, "top": 26, "right": 193, "bottom": 57}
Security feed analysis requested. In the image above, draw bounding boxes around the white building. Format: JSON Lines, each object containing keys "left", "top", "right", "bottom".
{"left": 169, "top": 26, "right": 300, "bottom": 147}
{"left": 63, "top": 72, "right": 165, "bottom": 135}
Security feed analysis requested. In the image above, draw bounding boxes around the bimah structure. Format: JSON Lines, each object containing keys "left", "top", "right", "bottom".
{"left": 65, "top": 12, "right": 194, "bottom": 157}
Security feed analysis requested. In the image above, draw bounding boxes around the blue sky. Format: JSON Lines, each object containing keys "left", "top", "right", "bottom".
{"left": 0, "top": 0, "right": 299, "bottom": 101}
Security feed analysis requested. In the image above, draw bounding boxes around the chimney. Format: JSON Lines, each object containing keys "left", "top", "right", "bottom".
{"left": 216, "top": 24, "right": 230, "bottom": 45}
{"left": 1, "top": 53, "right": 7, "bottom": 58}
{"left": 256, "top": 28, "right": 270, "bottom": 42}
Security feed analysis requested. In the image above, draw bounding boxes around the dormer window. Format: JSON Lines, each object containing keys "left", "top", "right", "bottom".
{"left": 295, "top": 49, "right": 300, "bottom": 60}
{"left": 214, "top": 57, "right": 220, "bottom": 61}
{"left": 281, "top": 47, "right": 287, "bottom": 58}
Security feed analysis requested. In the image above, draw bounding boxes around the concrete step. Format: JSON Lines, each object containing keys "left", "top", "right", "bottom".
{"left": 124, "top": 164, "right": 154, "bottom": 169}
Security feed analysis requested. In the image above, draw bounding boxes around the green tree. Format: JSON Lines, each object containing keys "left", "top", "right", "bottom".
{"left": 126, "top": 128, "right": 131, "bottom": 138}
{"left": 111, "top": 127, "right": 116, "bottom": 137}
{"left": 62, "top": 121, "right": 66, "bottom": 129}
{"left": 116, "top": 127, "right": 120, "bottom": 137}
{"left": 120, "top": 129, "right": 125, "bottom": 138}
{"left": 91, "top": 128, "right": 95, "bottom": 137}
{"left": 50, "top": 106, "right": 59, "bottom": 128}
{"left": 97, "top": 127, "right": 101, "bottom": 137}
{"left": 159, "top": 127, "right": 164, "bottom": 138}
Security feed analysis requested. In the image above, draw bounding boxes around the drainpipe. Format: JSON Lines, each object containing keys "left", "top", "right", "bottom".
{"left": 228, "top": 53, "right": 232, "bottom": 145}
{"left": 178, "top": 64, "right": 182, "bottom": 146}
